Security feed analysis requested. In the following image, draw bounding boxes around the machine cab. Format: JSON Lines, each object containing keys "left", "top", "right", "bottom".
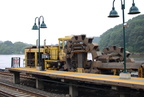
{"left": 58, "top": 36, "right": 72, "bottom": 61}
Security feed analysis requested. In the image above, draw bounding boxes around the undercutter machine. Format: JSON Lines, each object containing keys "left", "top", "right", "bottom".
{"left": 24, "top": 35, "right": 144, "bottom": 77}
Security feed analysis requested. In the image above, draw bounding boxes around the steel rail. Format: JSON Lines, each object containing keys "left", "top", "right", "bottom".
{"left": 0, "top": 90, "right": 17, "bottom": 97}
{"left": 0, "top": 70, "right": 35, "bottom": 79}
{"left": 0, "top": 81, "right": 46, "bottom": 97}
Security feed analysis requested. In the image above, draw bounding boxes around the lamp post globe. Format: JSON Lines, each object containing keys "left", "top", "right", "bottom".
{"left": 128, "top": 3, "right": 140, "bottom": 14}
{"left": 32, "top": 23, "right": 38, "bottom": 30}
{"left": 108, "top": 7, "right": 119, "bottom": 17}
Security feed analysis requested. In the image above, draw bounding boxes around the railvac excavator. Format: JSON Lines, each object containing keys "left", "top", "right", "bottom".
{"left": 24, "top": 34, "right": 144, "bottom": 77}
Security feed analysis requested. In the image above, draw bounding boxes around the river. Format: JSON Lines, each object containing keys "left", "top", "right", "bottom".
{"left": 0, "top": 54, "right": 144, "bottom": 69}
{"left": 0, "top": 54, "right": 25, "bottom": 69}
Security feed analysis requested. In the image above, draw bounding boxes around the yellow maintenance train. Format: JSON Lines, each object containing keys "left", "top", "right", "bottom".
{"left": 24, "top": 35, "right": 144, "bottom": 77}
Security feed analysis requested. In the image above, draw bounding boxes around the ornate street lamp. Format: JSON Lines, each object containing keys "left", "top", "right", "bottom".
{"left": 32, "top": 16, "right": 47, "bottom": 70}
{"left": 108, "top": 0, "right": 140, "bottom": 75}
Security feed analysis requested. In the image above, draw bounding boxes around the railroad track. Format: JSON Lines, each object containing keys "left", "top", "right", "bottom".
{"left": 0, "top": 80, "right": 51, "bottom": 97}
{"left": 0, "top": 69, "right": 67, "bottom": 97}
{"left": 0, "top": 70, "right": 35, "bottom": 79}
{"left": 0, "top": 70, "right": 12, "bottom": 76}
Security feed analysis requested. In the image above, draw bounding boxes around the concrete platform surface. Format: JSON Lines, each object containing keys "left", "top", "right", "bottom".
{"left": 8, "top": 68, "right": 144, "bottom": 90}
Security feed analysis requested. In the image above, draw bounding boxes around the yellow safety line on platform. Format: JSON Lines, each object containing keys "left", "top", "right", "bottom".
{"left": 47, "top": 71, "right": 144, "bottom": 85}
{"left": 24, "top": 68, "right": 141, "bottom": 80}
{"left": 19, "top": 68, "right": 143, "bottom": 80}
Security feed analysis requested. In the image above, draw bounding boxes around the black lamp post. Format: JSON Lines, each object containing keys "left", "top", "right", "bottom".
{"left": 32, "top": 16, "right": 47, "bottom": 70}
{"left": 108, "top": 0, "right": 140, "bottom": 73}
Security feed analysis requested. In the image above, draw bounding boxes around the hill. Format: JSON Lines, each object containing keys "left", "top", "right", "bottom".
{"left": 99, "top": 14, "right": 144, "bottom": 53}
{"left": 0, "top": 41, "right": 32, "bottom": 54}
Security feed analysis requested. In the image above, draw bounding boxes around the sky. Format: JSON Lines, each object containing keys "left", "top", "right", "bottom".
{"left": 0, "top": 0, "right": 143, "bottom": 45}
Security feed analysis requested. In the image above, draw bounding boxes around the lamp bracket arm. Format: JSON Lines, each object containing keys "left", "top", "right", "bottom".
{"left": 34, "top": 17, "right": 38, "bottom": 23}
{"left": 121, "top": 0, "right": 125, "bottom": 9}
{"left": 113, "top": 0, "right": 115, "bottom": 8}
{"left": 38, "top": 15, "right": 45, "bottom": 25}
{"left": 133, "top": 0, "right": 134, "bottom": 3}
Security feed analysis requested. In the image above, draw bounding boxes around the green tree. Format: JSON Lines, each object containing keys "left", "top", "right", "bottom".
{"left": 0, "top": 41, "right": 32, "bottom": 54}
{"left": 99, "top": 14, "right": 144, "bottom": 53}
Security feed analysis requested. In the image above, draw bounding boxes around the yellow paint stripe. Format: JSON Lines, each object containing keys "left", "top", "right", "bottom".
{"left": 47, "top": 71, "right": 144, "bottom": 85}
{"left": 25, "top": 68, "right": 143, "bottom": 80}
{"left": 46, "top": 69, "right": 143, "bottom": 80}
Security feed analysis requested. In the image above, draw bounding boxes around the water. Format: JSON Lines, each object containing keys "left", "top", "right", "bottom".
{"left": 0, "top": 54, "right": 144, "bottom": 69}
{"left": 0, "top": 54, "right": 25, "bottom": 69}
{"left": 130, "top": 54, "right": 144, "bottom": 63}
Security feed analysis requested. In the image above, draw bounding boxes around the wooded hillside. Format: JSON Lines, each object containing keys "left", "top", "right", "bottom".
{"left": 99, "top": 14, "right": 144, "bottom": 53}
{"left": 0, "top": 41, "right": 32, "bottom": 54}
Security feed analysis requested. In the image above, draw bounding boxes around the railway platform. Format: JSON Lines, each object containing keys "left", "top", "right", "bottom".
{"left": 8, "top": 68, "right": 144, "bottom": 97}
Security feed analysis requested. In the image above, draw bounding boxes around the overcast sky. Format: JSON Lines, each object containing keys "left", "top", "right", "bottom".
{"left": 0, "top": 0, "right": 143, "bottom": 45}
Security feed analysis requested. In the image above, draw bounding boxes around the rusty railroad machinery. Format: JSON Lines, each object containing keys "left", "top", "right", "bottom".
{"left": 24, "top": 35, "right": 144, "bottom": 77}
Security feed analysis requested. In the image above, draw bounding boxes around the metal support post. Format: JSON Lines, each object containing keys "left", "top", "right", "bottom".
{"left": 119, "top": 0, "right": 131, "bottom": 79}
{"left": 36, "top": 77, "right": 44, "bottom": 90}
{"left": 77, "top": 53, "right": 84, "bottom": 73}
{"left": 112, "top": 86, "right": 130, "bottom": 97}
{"left": 13, "top": 72, "right": 20, "bottom": 84}
{"left": 38, "top": 18, "right": 41, "bottom": 69}
{"left": 119, "top": 87, "right": 130, "bottom": 97}
{"left": 69, "top": 83, "right": 78, "bottom": 97}
{"left": 121, "top": 2, "right": 127, "bottom": 73}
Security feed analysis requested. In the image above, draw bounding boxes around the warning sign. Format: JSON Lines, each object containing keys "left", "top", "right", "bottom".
{"left": 11, "top": 57, "right": 20, "bottom": 68}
